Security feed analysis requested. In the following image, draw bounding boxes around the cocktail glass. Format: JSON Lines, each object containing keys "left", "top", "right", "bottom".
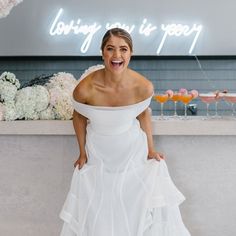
{"left": 153, "top": 93, "right": 169, "bottom": 119}
{"left": 199, "top": 93, "right": 215, "bottom": 119}
{"left": 179, "top": 93, "right": 193, "bottom": 119}
{"left": 214, "top": 93, "right": 224, "bottom": 118}
{"left": 171, "top": 93, "right": 180, "bottom": 116}
{"left": 224, "top": 93, "right": 236, "bottom": 117}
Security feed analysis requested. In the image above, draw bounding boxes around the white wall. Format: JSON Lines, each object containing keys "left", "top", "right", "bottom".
{"left": 0, "top": 0, "right": 236, "bottom": 56}
{"left": 0, "top": 134, "right": 236, "bottom": 235}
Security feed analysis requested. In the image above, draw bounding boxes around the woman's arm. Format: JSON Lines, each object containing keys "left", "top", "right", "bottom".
{"left": 136, "top": 77, "right": 164, "bottom": 160}
{"left": 73, "top": 110, "right": 88, "bottom": 169}
{"left": 137, "top": 108, "right": 165, "bottom": 161}
{"left": 72, "top": 80, "right": 90, "bottom": 169}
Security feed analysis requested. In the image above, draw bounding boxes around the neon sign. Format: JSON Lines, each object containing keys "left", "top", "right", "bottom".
{"left": 49, "top": 8, "right": 203, "bottom": 55}
{"left": 50, "top": 8, "right": 102, "bottom": 53}
{"left": 157, "top": 24, "right": 202, "bottom": 54}
{"left": 139, "top": 19, "right": 157, "bottom": 36}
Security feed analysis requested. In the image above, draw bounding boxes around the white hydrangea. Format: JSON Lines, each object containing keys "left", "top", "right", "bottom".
{"left": 34, "top": 85, "right": 50, "bottom": 112}
{"left": 0, "top": 80, "right": 18, "bottom": 102}
{"left": 15, "top": 85, "right": 49, "bottom": 120}
{"left": 4, "top": 101, "right": 19, "bottom": 121}
{"left": 46, "top": 72, "right": 78, "bottom": 91}
{"left": 39, "top": 106, "right": 55, "bottom": 120}
{"left": 48, "top": 87, "right": 73, "bottom": 120}
{"left": 0, "top": 72, "right": 20, "bottom": 103}
{"left": 45, "top": 72, "right": 78, "bottom": 120}
{"left": 0, "top": 102, "right": 5, "bottom": 121}
{"left": 0, "top": 71, "right": 20, "bottom": 88}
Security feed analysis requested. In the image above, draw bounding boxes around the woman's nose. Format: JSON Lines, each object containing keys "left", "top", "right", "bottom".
{"left": 113, "top": 49, "right": 120, "bottom": 57}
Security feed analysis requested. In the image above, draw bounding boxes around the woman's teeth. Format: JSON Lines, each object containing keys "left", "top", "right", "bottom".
{"left": 111, "top": 61, "right": 123, "bottom": 67}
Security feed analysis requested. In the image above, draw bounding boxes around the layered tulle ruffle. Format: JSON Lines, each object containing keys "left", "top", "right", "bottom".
{"left": 60, "top": 160, "right": 190, "bottom": 236}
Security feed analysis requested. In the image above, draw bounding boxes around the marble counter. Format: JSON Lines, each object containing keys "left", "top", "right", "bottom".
{"left": 0, "top": 117, "right": 236, "bottom": 236}
{"left": 0, "top": 116, "right": 235, "bottom": 135}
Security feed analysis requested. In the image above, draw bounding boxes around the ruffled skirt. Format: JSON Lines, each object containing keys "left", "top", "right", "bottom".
{"left": 59, "top": 159, "right": 191, "bottom": 236}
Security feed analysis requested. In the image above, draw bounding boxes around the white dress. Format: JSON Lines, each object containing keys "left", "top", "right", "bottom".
{"left": 60, "top": 95, "right": 191, "bottom": 236}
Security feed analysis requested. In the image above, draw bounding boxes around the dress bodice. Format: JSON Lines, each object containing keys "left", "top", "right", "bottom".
{"left": 72, "top": 95, "right": 152, "bottom": 135}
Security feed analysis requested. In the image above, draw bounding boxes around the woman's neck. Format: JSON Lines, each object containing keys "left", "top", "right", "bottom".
{"left": 103, "top": 68, "right": 129, "bottom": 88}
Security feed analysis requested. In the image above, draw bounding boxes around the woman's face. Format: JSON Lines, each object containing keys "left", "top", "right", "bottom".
{"left": 102, "top": 35, "right": 132, "bottom": 74}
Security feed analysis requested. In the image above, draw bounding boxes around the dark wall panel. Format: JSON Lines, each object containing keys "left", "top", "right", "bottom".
{"left": 0, "top": 56, "right": 235, "bottom": 116}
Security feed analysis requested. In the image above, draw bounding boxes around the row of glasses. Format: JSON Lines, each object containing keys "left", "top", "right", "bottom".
{"left": 153, "top": 89, "right": 198, "bottom": 119}
{"left": 154, "top": 90, "right": 236, "bottom": 119}
{"left": 199, "top": 92, "right": 236, "bottom": 118}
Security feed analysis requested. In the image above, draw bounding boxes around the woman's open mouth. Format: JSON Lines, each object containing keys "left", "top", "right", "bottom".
{"left": 111, "top": 60, "right": 124, "bottom": 69}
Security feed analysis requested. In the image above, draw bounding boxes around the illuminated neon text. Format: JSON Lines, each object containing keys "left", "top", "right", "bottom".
{"left": 49, "top": 8, "right": 203, "bottom": 55}
{"left": 139, "top": 18, "right": 157, "bottom": 36}
{"left": 49, "top": 8, "right": 102, "bottom": 53}
{"left": 157, "top": 23, "right": 202, "bottom": 54}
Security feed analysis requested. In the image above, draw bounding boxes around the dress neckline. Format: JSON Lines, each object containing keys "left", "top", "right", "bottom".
{"left": 72, "top": 93, "right": 153, "bottom": 110}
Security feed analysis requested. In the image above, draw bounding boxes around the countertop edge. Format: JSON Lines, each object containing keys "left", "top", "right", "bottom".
{"left": 0, "top": 117, "right": 235, "bottom": 135}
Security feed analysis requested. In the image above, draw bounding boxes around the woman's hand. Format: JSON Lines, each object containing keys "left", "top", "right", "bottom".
{"left": 148, "top": 150, "right": 165, "bottom": 161}
{"left": 74, "top": 154, "right": 88, "bottom": 169}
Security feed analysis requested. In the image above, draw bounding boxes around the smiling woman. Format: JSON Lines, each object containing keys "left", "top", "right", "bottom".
{"left": 101, "top": 30, "right": 132, "bottom": 73}
{"left": 59, "top": 28, "right": 191, "bottom": 236}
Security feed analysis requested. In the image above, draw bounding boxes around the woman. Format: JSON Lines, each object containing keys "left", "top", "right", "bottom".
{"left": 60, "top": 28, "right": 191, "bottom": 236}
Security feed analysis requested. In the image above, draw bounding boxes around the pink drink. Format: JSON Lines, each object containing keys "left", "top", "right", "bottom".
{"left": 199, "top": 94, "right": 216, "bottom": 103}
{"left": 224, "top": 93, "right": 236, "bottom": 103}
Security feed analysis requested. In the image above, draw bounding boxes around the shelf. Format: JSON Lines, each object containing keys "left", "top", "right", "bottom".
{"left": 0, "top": 116, "right": 235, "bottom": 135}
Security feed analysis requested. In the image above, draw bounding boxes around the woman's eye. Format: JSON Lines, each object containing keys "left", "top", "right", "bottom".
{"left": 107, "top": 47, "right": 113, "bottom": 51}
{"left": 121, "top": 48, "right": 128, "bottom": 52}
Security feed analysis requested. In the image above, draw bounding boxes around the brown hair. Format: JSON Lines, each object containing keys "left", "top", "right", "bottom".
{"left": 100, "top": 28, "right": 133, "bottom": 52}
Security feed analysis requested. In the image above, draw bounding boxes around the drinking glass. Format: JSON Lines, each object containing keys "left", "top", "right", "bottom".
{"left": 153, "top": 93, "right": 169, "bottom": 119}
{"left": 179, "top": 93, "right": 193, "bottom": 119}
{"left": 214, "top": 93, "right": 223, "bottom": 118}
{"left": 199, "top": 93, "right": 215, "bottom": 119}
{"left": 224, "top": 93, "right": 236, "bottom": 117}
{"left": 171, "top": 92, "right": 180, "bottom": 116}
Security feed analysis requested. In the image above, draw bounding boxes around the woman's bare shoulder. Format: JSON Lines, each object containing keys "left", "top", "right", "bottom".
{"left": 73, "top": 75, "right": 93, "bottom": 103}
{"left": 130, "top": 70, "right": 154, "bottom": 98}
